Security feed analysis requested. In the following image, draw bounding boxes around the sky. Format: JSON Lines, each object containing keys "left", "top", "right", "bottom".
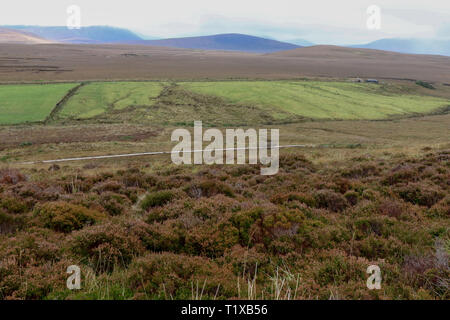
{"left": 2, "top": 0, "right": 450, "bottom": 44}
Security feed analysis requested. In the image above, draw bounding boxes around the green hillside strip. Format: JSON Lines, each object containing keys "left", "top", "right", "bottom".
{"left": 180, "top": 81, "right": 450, "bottom": 120}
{"left": 0, "top": 83, "right": 78, "bottom": 125}
{"left": 59, "top": 82, "right": 165, "bottom": 119}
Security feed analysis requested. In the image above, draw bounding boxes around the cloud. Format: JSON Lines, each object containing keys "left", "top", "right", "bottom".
{"left": 1, "top": 0, "right": 449, "bottom": 44}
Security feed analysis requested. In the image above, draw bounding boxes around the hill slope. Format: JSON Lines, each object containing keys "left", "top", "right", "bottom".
{"left": 350, "top": 39, "right": 450, "bottom": 56}
{"left": 130, "top": 33, "right": 301, "bottom": 53}
{"left": 0, "top": 27, "right": 54, "bottom": 44}
{"left": 3, "top": 26, "right": 142, "bottom": 44}
{"left": 0, "top": 44, "right": 449, "bottom": 83}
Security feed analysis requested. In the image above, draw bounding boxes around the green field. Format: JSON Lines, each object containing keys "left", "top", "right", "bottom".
{"left": 180, "top": 81, "right": 450, "bottom": 120}
{"left": 0, "top": 83, "right": 77, "bottom": 124}
{"left": 58, "top": 82, "right": 165, "bottom": 119}
{"left": 1, "top": 80, "right": 448, "bottom": 125}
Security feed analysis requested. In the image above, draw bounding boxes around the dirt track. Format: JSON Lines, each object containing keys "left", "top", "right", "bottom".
{"left": 0, "top": 44, "right": 449, "bottom": 83}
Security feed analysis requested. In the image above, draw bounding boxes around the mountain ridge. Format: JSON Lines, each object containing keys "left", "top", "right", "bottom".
{"left": 0, "top": 27, "right": 54, "bottom": 44}
{"left": 3, "top": 25, "right": 142, "bottom": 44}
{"left": 350, "top": 38, "right": 450, "bottom": 57}
{"left": 126, "top": 33, "right": 302, "bottom": 53}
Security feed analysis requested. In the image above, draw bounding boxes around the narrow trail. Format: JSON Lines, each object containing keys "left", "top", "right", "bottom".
{"left": 18, "top": 144, "right": 316, "bottom": 165}
{"left": 44, "top": 82, "right": 86, "bottom": 124}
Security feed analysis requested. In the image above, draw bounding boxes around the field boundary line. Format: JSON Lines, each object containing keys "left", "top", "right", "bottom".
{"left": 18, "top": 144, "right": 316, "bottom": 165}
{"left": 44, "top": 82, "right": 86, "bottom": 123}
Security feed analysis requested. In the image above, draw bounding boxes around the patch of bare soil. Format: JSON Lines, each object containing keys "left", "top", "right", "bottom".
{"left": 0, "top": 124, "right": 160, "bottom": 150}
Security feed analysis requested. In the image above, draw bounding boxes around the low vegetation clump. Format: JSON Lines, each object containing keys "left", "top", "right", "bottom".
{"left": 0, "top": 150, "right": 448, "bottom": 300}
{"left": 141, "top": 190, "right": 176, "bottom": 210}
{"left": 416, "top": 80, "right": 435, "bottom": 90}
{"left": 35, "top": 202, "right": 107, "bottom": 233}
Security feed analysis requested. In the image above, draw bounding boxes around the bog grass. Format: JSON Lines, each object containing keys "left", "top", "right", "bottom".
{"left": 180, "top": 81, "right": 450, "bottom": 120}
{"left": 58, "top": 82, "right": 165, "bottom": 119}
{"left": 0, "top": 83, "right": 77, "bottom": 125}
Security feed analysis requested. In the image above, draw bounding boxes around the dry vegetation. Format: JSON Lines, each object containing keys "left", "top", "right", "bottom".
{"left": 0, "top": 147, "right": 448, "bottom": 300}
{"left": 0, "top": 44, "right": 449, "bottom": 83}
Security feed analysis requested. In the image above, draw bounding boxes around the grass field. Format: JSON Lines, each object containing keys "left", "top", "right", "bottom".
{"left": 181, "top": 81, "right": 450, "bottom": 120}
{"left": 1, "top": 80, "right": 449, "bottom": 125}
{"left": 58, "top": 82, "right": 165, "bottom": 120}
{"left": 0, "top": 83, "right": 77, "bottom": 125}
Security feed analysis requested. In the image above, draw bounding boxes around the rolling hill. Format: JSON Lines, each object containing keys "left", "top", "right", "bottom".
{"left": 0, "top": 43, "right": 449, "bottom": 83}
{"left": 350, "top": 38, "right": 450, "bottom": 57}
{"left": 3, "top": 26, "right": 142, "bottom": 44}
{"left": 0, "top": 27, "right": 54, "bottom": 44}
{"left": 129, "top": 33, "right": 301, "bottom": 53}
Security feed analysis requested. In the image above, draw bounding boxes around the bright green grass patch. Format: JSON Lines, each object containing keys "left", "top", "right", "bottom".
{"left": 59, "top": 82, "right": 165, "bottom": 119}
{"left": 180, "top": 81, "right": 450, "bottom": 120}
{"left": 0, "top": 83, "right": 78, "bottom": 125}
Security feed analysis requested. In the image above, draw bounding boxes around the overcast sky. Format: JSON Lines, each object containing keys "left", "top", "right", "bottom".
{"left": 2, "top": 0, "right": 449, "bottom": 44}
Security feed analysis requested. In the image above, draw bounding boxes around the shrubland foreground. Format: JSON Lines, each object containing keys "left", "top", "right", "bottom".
{"left": 0, "top": 149, "right": 448, "bottom": 300}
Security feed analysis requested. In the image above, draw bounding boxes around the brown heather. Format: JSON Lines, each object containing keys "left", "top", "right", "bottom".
{"left": 0, "top": 150, "right": 448, "bottom": 300}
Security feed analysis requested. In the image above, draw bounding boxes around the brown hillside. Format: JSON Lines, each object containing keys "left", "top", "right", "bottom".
{"left": 0, "top": 43, "right": 448, "bottom": 82}
{"left": 0, "top": 28, "right": 54, "bottom": 44}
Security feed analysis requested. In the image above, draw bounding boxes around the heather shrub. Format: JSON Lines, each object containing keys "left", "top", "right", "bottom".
{"left": 119, "top": 169, "right": 155, "bottom": 188}
{"left": 92, "top": 180, "right": 123, "bottom": 194}
{"left": 35, "top": 201, "right": 106, "bottom": 233}
{"left": 99, "top": 192, "right": 130, "bottom": 216}
{"left": 279, "top": 154, "right": 315, "bottom": 171}
{"left": 344, "top": 191, "right": 359, "bottom": 206}
{"left": 270, "top": 192, "right": 316, "bottom": 207}
{"left": 403, "top": 240, "right": 449, "bottom": 298}
{"left": 263, "top": 209, "right": 305, "bottom": 239}
{"left": 341, "top": 164, "right": 379, "bottom": 179}
{"left": 0, "top": 196, "right": 31, "bottom": 214}
{"left": 354, "top": 235, "right": 404, "bottom": 260}
{"left": 314, "top": 189, "right": 348, "bottom": 212}
{"left": 428, "top": 196, "right": 450, "bottom": 218}
{"left": 225, "top": 245, "right": 271, "bottom": 276}
{"left": 0, "top": 227, "right": 63, "bottom": 269}
{"left": 0, "top": 168, "right": 26, "bottom": 185}
{"left": 383, "top": 165, "right": 418, "bottom": 185}
{"left": 395, "top": 183, "right": 444, "bottom": 207}
{"left": 353, "top": 216, "right": 390, "bottom": 238}
{"left": 378, "top": 199, "right": 405, "bottom": 219}
{"left": 141, "top": 190, "right": 176, "bottom": 210}
{"left": 229, "top": 208, "right": 265, "bottom": 246}
{"left": 315, "top": 253, "right": 365, "bottom": 286}
{"left": 185, "top": 180, "right": 234, "bottom": 198}
{"left": 4, "top": 261, "right": 70, "bottom": 299}
{"left": 229, "top": 165, "right": 259, "bottom": 177}
{"left": 361, "top": 188, "right": 379, "bottom": 201}
{"left": 0, "top": 210, "right": 26, "bottom": 234}
{"left": 69, "top": 222, "right": 145, "bottom": 273}
{"left": 127, "top": 253, "right": 235, "bottom": 299}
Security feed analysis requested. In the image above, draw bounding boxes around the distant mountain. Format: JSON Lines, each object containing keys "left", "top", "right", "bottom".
{"left": 287, "top": 39, "right": 315, "bottom": 47}
{"left": 0, "top": 27, "right": 54, "bottom": 44}
{"left": 3, "top": 26, "right": 142, "bottom": 44}
{"left": 128, "top": 33, "right": 301, "bottom": 53}
{"left": 350, "top": 39, "right": 450, "bottom": 56}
